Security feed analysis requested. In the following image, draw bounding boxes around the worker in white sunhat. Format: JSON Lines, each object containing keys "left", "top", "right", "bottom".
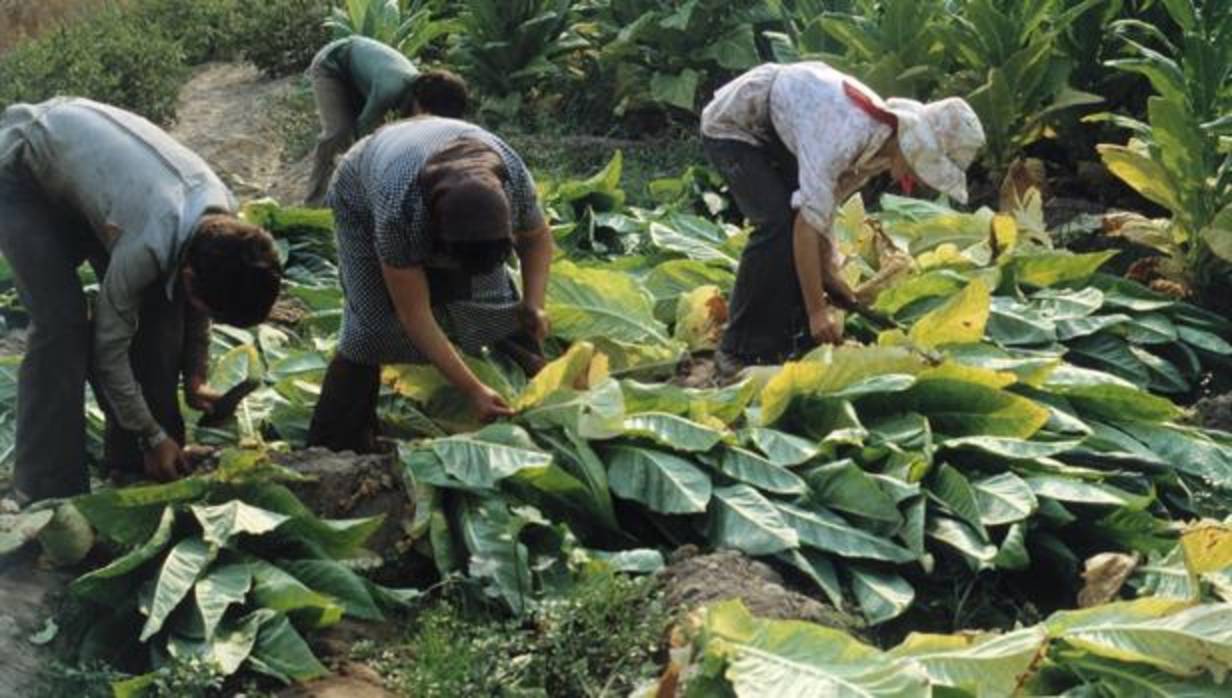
{"left": 700, "top": 61, "right": 986, "bottom": 377}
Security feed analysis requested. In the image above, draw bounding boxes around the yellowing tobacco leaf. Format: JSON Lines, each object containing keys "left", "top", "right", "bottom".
{"left": 674, "top": 285, "right": 728, "bottom": 351}
{"left": 908, "top": 279, "right": 991, "bottom": 350}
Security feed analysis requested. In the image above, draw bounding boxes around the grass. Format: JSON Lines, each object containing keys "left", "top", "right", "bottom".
{"left": 358, "top": 570, "right": 670, "bottom": 698}
{"left": 269, "top": 77, "right": 320, "bottom": 164}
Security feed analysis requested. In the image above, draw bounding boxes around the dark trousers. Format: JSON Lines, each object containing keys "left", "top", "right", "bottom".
{"left": 0, "top": 160, "right": 185, "bottom": 500}
{"left": 703, "top": 136, "right": 813, "bottom": 363}
{"left": 307, "top": 354, "right": 381, "bottom": 454}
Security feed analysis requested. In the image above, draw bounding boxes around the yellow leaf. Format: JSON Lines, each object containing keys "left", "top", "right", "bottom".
{"left": 1097, "top": 144, "right": 1182, "bottom": 214}
{"left": 917, "top": 243, "right": 974, "bottom": 270}
{"left": 674, "top": 285, "right": 728, "bottom": 351}
{"left": 587, "top": 351, "right": 611, "bottom": 387}
{"left": 907, "top": 279, "right": 991, "bottom": 350}
{"left": 919, "top": 361, "right": 1016, "bottom": 388}
{"left": 1181, "top": 521, "right": 1232, "bottom": 575}
{"left": 991, "top": 214, "right": 1018, "bottom": 259}
{"left": 515, "top": 341, "right": 596, "bottom": 411}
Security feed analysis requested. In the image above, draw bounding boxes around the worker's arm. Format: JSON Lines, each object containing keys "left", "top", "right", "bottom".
{"left": 380, "top": 263, "right": 513, "bottom": 420}
{"left": 94, "top": 247, "right": 185, "bottom": 480}
{"left": 513, "top": 222, "right": 553, "bottom": 341}
{"left": 792, "top": 216, "right": 843, "bottom": 345}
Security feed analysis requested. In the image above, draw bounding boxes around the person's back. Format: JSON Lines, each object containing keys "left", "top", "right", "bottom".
{"left": 317, "top": 36, "right": 418, "bottom": 107}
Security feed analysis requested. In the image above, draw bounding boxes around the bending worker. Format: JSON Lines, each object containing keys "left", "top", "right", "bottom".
{"left": 307, "top": 116, "right": 553, "bottom": 453}
{"left": 305, "top": 35, "right": 471, "bottom": 205}
{"left": 0, "top": 97, "right": 283, "bottom": 502}
{"left": 700, "top": 61, "right": 986, "bottom": 375}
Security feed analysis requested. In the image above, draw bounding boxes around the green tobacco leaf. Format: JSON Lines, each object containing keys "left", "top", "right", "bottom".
{"left": 761, "top": 346, "right": 928, "bottom": 424}
{"left": 249, "top": 559, "right": 345, "bottom": 628}
{"left": 1011, "top": 249, "right": 1119, "bottom": 288}
{"left": 873, "top": 269, "right": 968, "bottom": 315}
{"left": 209, "top": 343, "right": 264, "bottom": 392}
{"left": 534, "top": 429, "right": 619, "bottom": 532}
{"left": 140, "top": 537, "right": 217, "bottom": 642}
{"left": 778, "top": 504, "right": 916, "bottom": 563}
{"left": 1097, "top": 144, "right": 1183, "bottom": 214}
{"left": 521, "top": 378, "right": 626, "bottom": 439}
{"left": 709, "top": 484, "right": 799, "bottom": 556}
{"left": 778, "top": 548, "right": 845, "bottom": 609}
{"left": 973, "top": 473, "right": 1038, "bottom": 526}
{"left": 927, "top": 516, "right": 998, "bottom": 566}
{"left": 248, "top": 610, "right": 329, "bottom": 683}
{"left": 1045, "top": 365, "right": 1180, "bottom": 422}
{"left": 803, "top": 460, "right": 902, "bottom": 525}
{"left": 942, "top": 435, "right": 1080, "bottom": 460}
{"left": 1201, "top": 203, "right": 1232, "bottom": 264}
{"left": 648, "top": 221, "right": 737, "bottom": 266}
{"left": 604, "top": 444, "right": 712, "bottom": 514}
{"left": 648, "top": 68, "right": 700, "bottom": 111}
{"left": 70, "top": 506, "right": 177, "bottom": 603}
{"left": 75, "top": 478, "right": 211, "bottom": 546}
{"left": 749, "top": 428, "right": 820, "bottom": 466}
{"left": 711, "top": 447, "right": 808, "bottom": 496}
{"left": 549, "top": 261, "right": 669, "bottom": 345}
{"left": 994, "top": 523, "right": 1030, "bottom": 570}
{"left": 280, "top": 559, "right": 383, "bottom": 622}
{"left": 622, "top": 412, "right": 723, "bottom": 452}
{"left": 930, "top": 464, "right": 987, "bottom": 535}
{"left": 1060, "top": 655, "right": 1231, "bottom": 696}
{"left": 908, "top": 278, "right": 990, "bottom": 349}
{"left": 237, "top": 483, "right": 383, "bottom": 558}
{"left": 703, "top": 599, "right": 930, "bottom": 696}
{"left": 888, "top": 627, "right": 1048, "bottom": 697}
{"left": 1121, "top": 422, "right": 1232, "bottom": 487}
{"left": 850, "top": 565, "right": 915, "bottom": 625}
{"left": 194, "top": 563, "right": 253, "bottom": 643}
{"left": 862, "top": 379, "right": 1049, "bottom": 439}
{"left": 429, "top": 425, "right": 552, "bottom": 490}
{"left": 1025, "top": 476, "right": 1141, "bottom": 507}
{"left": 1047, "top": 599, "right": 1232, "bottom": 681}
{"left": 191, "top": 501, "right": 289, "bottom": 547}
{"left": 458, "top": 498, "right": 532, "bottom": 616}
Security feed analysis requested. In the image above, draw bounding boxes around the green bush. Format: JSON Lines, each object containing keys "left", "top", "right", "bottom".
{"left": 131, "top": 0, "right": 245, "bottom": 65}
{"left": 233, "top": 0, "right": 333, "bottom": 77}
{"left": 0, "top": 8, "right": 188, "bottom": 125}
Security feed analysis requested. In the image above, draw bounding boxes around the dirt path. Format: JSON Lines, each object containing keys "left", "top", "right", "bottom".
{"left": 169, "top": 62, "right": 313, "bottom": 204}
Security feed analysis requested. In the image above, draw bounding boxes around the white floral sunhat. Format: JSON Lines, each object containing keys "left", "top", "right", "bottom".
{"left": 884, "top": 97, "right": 986, "bottom": 204}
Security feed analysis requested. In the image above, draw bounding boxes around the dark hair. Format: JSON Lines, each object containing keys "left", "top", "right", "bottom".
{"left": 419, "top": 138, "right": 513, "bottom": 249}
{"left": 438, "top": 239, "right": 514, "bottom": 274}
{"left": 185, "top": 215, "right": 282, "bottom": 327}
{"left": 410, "top": 69, "right": 470, "bottom": 118}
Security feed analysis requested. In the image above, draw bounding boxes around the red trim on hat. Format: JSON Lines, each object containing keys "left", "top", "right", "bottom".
{"left": 843, "top": 81, "right": 898, "bottom": 131}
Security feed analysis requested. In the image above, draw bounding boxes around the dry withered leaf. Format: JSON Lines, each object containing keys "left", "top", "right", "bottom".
{"left": 1077, "top": 552, "right": 1140, "bottom": 608}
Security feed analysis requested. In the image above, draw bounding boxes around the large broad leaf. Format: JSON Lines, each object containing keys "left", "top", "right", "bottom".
{"left": 533, "top": 429, "right": 619, "bottom": 533}
{"left": 70, "top": 506, "right": 177, "bottom": 603}
{"left": 622, "top": 412, "right": 724, "bottom": 452}
{"left": 604, "top": 444, "right": 712, "bottom": 514}
{"left": 280, "top": 559, "right": 384, "bottom": 622}
{"left": 514, "top": 341, "right": 599, "bottom": 410}
{"left": 1025, "top": 476, "right": 1141, "bottom": 507}
{"left": 458, "top": 497, "right": 533, "bottom": 616}
{"left": 1201, "top": 202, "right": 1232, "bottom": 264}
{"left": 649, "top": 222, "right": 738, "bottom": 266}
{"left": 711, "top": 447, "right": 808, "bottom": 496}
{"left": 749, "top": 428, "right": 821, "bottom": 466}
{"left": 1046, "top": 599, "right": 1232, "bottom": 681}
{"left": 645, "top": 259, "right": 734, "bottom": 321}
{"left": 190, "top": 501, "right": 289, "bottom": 548}
{"left": 927, "top": 516, "right": 998, "bottom": 566}
{"left": 1120, "top": 422, "right": 1232, "bottom": 487}
{"left": 166, "top": 610, "right": 263, "bottom": 678}
{"left": 708, "top": 484, "right": 799, "bottom": 556}
{"left": 1180, "top": 522, "right": 1232, "bottom": 576}
{"left": 861, "top": 378, "right": 1050, "bottom": 439}
{"left": 140, "top": 537, "right": 217, "bottom": 642}
{"left": 249, "top": 559, "right": 345, "bottom": 628}
{"left": 521, "top": 377, "right": 627, "bottom": 439}
{"left": 778, "top": 548, "right": 845, "bottom": 610}
{"left": 777, "top": 504, "right": 916, "bottom": 563}
{"left": 548, "top": 260, "right": 670, "bottom": 345}
{"left": 942, "top": 435, "right": 1080, "bottom": 460}
{"left": 1010, "top": 249, "right": 1119, "bottom": 288}
{"left": 803, "top": 460, "right": 903, "bottom": 526}
{"left": 75, "top": 478, "right": 212, "bottom": 546}
{"left": 760, "top": 346, "right": 928, "bottom": 424}
{"left": 194, "top": 563, "right": 253, "bottom": 643}
{"left": 929, "top": 464, "right": 987, "bottom": 535}
{"left": 907, "top": 278, "right": 990, "bottom": 349}
{"left": 428, "top": 425, "right": 553, "bottom": 490}
{"left": 887, "top": 627, "right": 1049, "bottom": 697}
{"left": 972, "top": 473, "right": 1038, "bottom": 526}
{"left": 237, "top": 483, "right": 384, "bottom": 558}
{"left": 873, "top": 270, "right": 968, "bottom": 315}
{"left": 248, "top": 610, "right": 329, "bottom": 683}
{"left": 850, "top": 565, "right": 915, "bottom": 625}
{"left": 1045, "top": 365, "right": 1180, "bottom": 422}
{"left": 702, "top": 600, "right": 931, "bottom": 697}
{"left": 1097, "top": 144, "right": 1183, "bottom": 214}
{"left": 1056, "top": 655, "right": 1231, "bottom": 697}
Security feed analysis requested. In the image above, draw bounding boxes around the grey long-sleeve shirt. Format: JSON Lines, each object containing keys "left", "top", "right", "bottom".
{"left": 0, "top": 98, "right": 235, "bottom": 444}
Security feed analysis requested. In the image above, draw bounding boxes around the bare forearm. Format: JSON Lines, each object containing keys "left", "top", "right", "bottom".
{"left": 792, "top": 216, "right": 828, "bottom": 316}
{"left": 516, "top": 225, "right": 553, "bottom": 309}
{"left": 181, "top": 304, "right": 212, "bottom": 383}
{"left": 382, "top": 264, "right": 485, "bottom": 395}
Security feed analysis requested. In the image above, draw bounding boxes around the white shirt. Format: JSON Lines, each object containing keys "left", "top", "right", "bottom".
{"left": 0, "top": 98, "right": 234, "bottom": 441}
{"left": 701, "top": 62, "right": 894, "bottom": 234}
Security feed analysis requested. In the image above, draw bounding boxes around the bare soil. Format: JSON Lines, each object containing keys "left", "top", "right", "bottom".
{"left": 660, "top": 547, "right": 862, "bottom": 634}
{"left": 0, "top": 550, "right": 71, "bottom": 694}
{"left": 169, "top": 62, "right": 313, "bottom": 204}
{"left": 1193, "top": 394, "right": 1232, "bottom": 433}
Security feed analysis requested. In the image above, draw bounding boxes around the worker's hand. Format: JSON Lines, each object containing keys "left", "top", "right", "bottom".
{"left": 185, "top": 374, "right": 223, "bottom": 414}
{"left": 467, "top": 384, "right": 516, "bottom": 423}
{"left": 808, "top": 305, "right": 844, "bottom": 346}
{"left": 143, "top": 437, "right": 187, "bottom": 483}
{"left": 824, "top": 275, "right": 862, "bottom": 312}
{"left": 516, "top": 303, "right": 551, "bottom": 344}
